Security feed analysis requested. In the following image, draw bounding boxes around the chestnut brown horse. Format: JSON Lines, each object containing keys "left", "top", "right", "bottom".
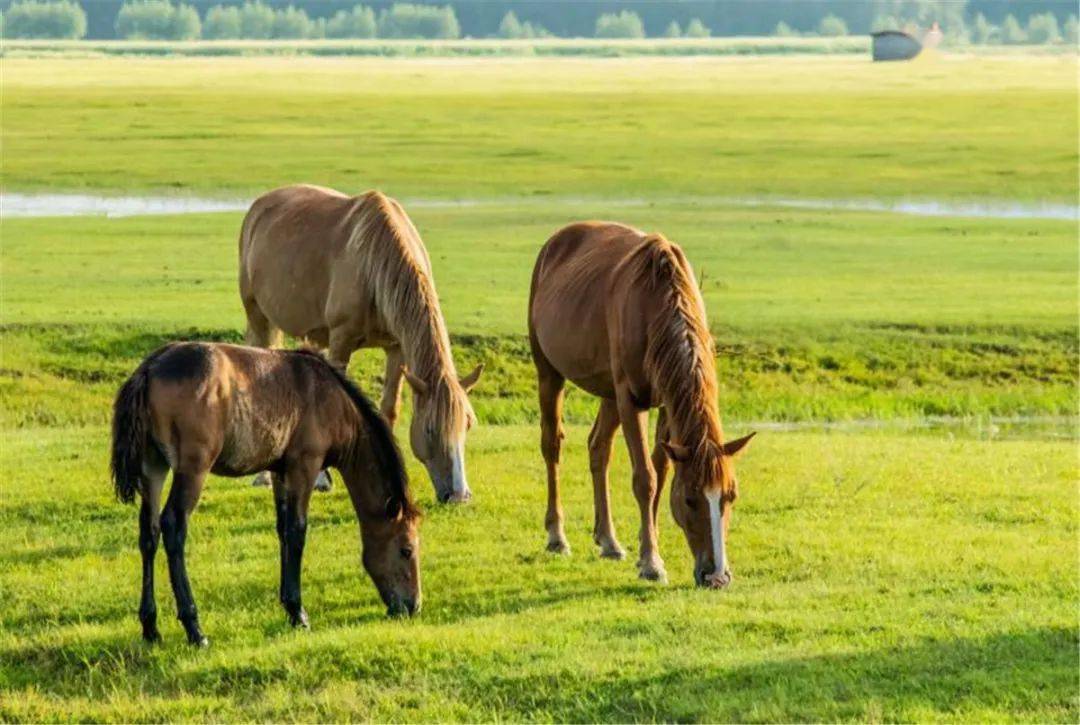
{"left": 111, "top": 342, "right": 420, "bottom": 646}
{"left": 239, "top": 185, "right": 481, "bottom": 503}
{"left": 528, "top": 222, "right": 754, "bottom": 587}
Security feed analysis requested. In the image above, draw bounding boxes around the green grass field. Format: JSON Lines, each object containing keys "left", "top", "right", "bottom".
{"left": 1, "top": 55, "right": 1077, "bottom": 722}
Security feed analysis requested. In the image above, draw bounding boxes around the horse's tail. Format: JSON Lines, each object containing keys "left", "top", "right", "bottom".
{"left": 111, "top": 348, "right": 167, "bottom": 504}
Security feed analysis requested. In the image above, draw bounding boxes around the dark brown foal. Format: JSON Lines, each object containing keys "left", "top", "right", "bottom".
{"left": 112, "top": 342, "right": 421, "bottom": 646}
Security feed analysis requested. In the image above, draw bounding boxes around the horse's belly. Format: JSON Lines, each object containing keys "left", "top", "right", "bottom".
{"left": 216, "top": 393, "right": 296, "bottom": 476}
{"left": 535, "top": 325, "right": 613, "bottom": 395}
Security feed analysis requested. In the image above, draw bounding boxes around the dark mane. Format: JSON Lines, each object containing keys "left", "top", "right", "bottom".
{"left": 291, "top": 349, "right": 416, "bottom": 519}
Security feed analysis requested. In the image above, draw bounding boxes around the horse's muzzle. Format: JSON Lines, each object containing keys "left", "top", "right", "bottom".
{"left": 386, "top": 596, "right": 420, "bottom": 618}
{"left": 694, "top": 565, "right": 733, "bottom": 589}
{"left": 437, "top": 487, "right": 471, "bottom": 504}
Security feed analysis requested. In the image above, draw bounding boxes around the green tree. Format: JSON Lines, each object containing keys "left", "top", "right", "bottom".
{"left": 773, "top": 21, "right": 798, "bottom": 37}
{"left": 817, "top": 14, "right": 848, "bottom": 37}
{"left": 377, "top": 3, "right": 460, "bottom": 39}
{"left": 239, "top": 0, "right": 274, "bottom": 39}
{"left": 3, "top": 0, "right": 86, "bottom": 39}
{"left": 203, "top": 5, "right": 240, "bottom": 39}
{"left": 170, "top": 2, "right": 199, "bottom": 39}
{"left": 272, "top": 5, "right": 312, "bottom": 39}
{"left": 116, "top": 1, "right": 199, "bottom": 40}
{"left": 1065, "top": 15, "right": 1078, "bottom": 44}
{"left": 496, "top": 10, "right": 522, "bottom": 39}
{"left": 594, "top": 11, "right": 644, "bottom": 39}
{"left": 326, "top": 5, "right": 375, "bottom": 39}
{"left": 662, "top": 20, "right": 681, "bottom": 38}
{"left": 972, "top": 13, "right": 998, "bottom": 44}
{"left": 684, "top": 18, "right": 710, "bottom": 38}
{"left": 1001, "top": 14, "right": 1026, "bottom": 44}
{"left": 871, "top": 15, "right": 900, "bottom": 32}
{"left": 1026, "top": 12, "right": 1061, "bottom": 44}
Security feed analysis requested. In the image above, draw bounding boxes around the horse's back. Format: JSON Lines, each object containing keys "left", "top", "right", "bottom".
{"left": 142, "top": 343, "right": 343, "bottom": 475}
{"left": 529, "top": 222, "right": 648, "bottom": 395}
{"left": 239, "top": 185, "right": 363, "bottom": 340}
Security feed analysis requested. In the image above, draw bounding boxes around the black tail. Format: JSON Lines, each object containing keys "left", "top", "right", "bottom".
{"left": 111, "top": 348, "right": 168, "bottom": 504}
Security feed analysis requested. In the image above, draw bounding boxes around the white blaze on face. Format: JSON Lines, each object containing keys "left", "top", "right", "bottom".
{"left": 450, "top": 439, "right": 468, "bottom": 498}
{"left": 706, "top": 490, "right": 726, "bottom": 576}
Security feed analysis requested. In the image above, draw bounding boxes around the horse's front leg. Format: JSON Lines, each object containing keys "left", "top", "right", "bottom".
{"left": 381, "top": 345, "right": 405, "bottom": 428}
{"left": 615, "top": 390, "right": 666, "bottom": 583}
{"left": 280, "top": 459, "right": 319, "bottom": 628}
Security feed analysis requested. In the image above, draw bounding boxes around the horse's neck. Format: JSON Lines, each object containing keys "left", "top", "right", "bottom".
{"left": 657, "top": 369, "right": 723, "bottom": 451}
{"left": 648, "top": 305, "right": 724, "bottom": 451}
{"left": 338, "top": 432, "right": 390, "bottom": 518}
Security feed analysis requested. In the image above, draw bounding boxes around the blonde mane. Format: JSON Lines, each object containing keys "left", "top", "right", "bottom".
{"left": 345, "top": 191, "right": 468, "bottom": 441}
{"left": 632, "top": 235, "right": 729, "bottom": 494}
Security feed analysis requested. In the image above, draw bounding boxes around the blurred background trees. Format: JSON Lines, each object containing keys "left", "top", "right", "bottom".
{"left": 0, "top": 0, "right": 1074, "bottom": 43}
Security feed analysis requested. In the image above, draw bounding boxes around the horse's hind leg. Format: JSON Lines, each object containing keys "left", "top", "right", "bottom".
{"left": 161, "top": 463, "right": 209, "bottom": 646}
{"left": 243, "top": 295, "right": 283, "bottom": 350}
{"left": 538, "top": 370, "right": 569, "bottom": 554}
{"left": 589, "top": 399, "right": 624, "bottom": 560}
{"left": 138, "top": 458, "right": 167, "bottom": 642}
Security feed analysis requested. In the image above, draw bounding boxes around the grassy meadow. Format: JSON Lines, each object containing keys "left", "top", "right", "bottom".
{"left": 1, "top": 55, "right": 1077, "bottom": 721}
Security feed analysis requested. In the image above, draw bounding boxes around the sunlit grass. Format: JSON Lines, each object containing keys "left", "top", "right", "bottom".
{"left": 0, "top": 53, "right": 1076, "bottom": 722}
{"left": 2, "top": 55, "right": 1075, "bottom": 200}
{"left": 1, "top": 423, "right": 1076, "bottom": 721}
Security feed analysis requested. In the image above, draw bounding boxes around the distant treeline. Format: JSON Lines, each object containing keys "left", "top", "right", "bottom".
{"left": 1, "top": 0, "right": 1076, "bottom": 42}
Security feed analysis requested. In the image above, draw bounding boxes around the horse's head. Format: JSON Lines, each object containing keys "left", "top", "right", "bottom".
{"left": 403, "top": 364, "right": 482, "bottom": 504}
{"left": 666, "top": 432, "right": 755, "bottom": 588}
{"left": 360, "top": 501, "right": 422, "bottom": 617}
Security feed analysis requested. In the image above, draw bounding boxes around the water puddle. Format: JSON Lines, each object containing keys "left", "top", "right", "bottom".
{"left": 1, "top": 191, "right": 1075, "bottom": 221}
{"left": 725, "top": 197, "right": 1078, "bottom": 221}
{"left": 1, "top": 192, "right": 249, "bottom": 218}
{"left": 743, "top": 415, "right": 1077, "bottom": 442}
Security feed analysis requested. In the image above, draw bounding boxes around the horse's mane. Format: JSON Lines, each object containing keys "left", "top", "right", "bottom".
{"left": 345, "top": 191, "right": 469, "bottom": 443}
{"left": 629, "top": 234, "right": 729, "bottom": 494}
{"left": 293, "top": 349, "right": 417, "bottom": 520}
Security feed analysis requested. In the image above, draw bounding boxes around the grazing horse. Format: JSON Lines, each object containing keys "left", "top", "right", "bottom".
{"left": 528, "top": 222, "right": 755, "bottom": 587}
{"left": 111, "top": 342, "right": 421, "bottom": 646}
{"left": 239, "top": 185, "right": 482, "bottom": 503}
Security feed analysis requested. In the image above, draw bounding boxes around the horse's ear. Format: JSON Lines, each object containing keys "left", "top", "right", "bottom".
{"left": 721, "top": 432, "right": 756, "bottom": 458}
{"left": 662, "top": 439, "right": 691, "bottom": 462}
{"left": 459, "top": 363, "right": 483, "bottom": 392}
{"left": 401, "top": 366, "right": 429, "bottom": 395}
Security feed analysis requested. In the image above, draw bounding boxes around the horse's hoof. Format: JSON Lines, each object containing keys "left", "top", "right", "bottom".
{"left": 141, "top": 629, "right": 162, "bottom": 644}
{"left": 289, "top": 608, "right": 310, "bottom": 629}
{"left": 638, "top": 561, "right": 668, "bottom": 583}
{"left": 313, "top": 471, "right": 332, "bottom": 492}
{"left": 546, "top": 539, "right": 571, "bottom": 555}
{"left": 189, "top": 634, "right": 210, "bottom": 648}
{"left": 599, "top": 545, "right": 626, "bottom": 560}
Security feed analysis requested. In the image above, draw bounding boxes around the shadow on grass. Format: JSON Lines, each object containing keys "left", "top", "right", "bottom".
{"left": 2, "top": 625, "right": 1073, "bottom": 720}
{"left": 453, "top": 626, "right": 1078, "bottom": 721}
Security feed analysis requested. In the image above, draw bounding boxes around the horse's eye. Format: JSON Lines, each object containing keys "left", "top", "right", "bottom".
{"left": 400, "top": 547, "right": 414, "bottom": 560}
{"left": 685, "top": 497, "right": 697, "bottom": 511}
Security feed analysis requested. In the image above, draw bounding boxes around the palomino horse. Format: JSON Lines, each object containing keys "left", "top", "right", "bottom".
{"left": 239, "top": 185, "right": 482, "bottom": 503}
{"left": 111, "top": 343, "right": 421, "bottom": 646}
{"left": 528, "top": 222, "right": 754, "bottom": 586}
